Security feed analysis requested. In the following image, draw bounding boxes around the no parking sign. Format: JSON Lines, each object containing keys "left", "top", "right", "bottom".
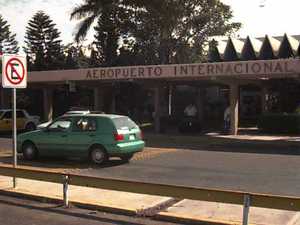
{"left": 1, "top": 54, "right": 27, "bottom": 188}
{"left": 2, "top": 54, "right": 27, "bottom": 89}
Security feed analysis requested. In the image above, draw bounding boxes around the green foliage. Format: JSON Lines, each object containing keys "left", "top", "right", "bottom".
{"left": 0, "top": 15, "right": 19, "bottom": 54}
{"left": 64, "top": 43, "right": 91, "bottom": 69}
{"left": 24, "top": 11, "right": 64, "bottom": 71}
{"left": 258, "top": 113, "right": 300, "bottom": 134}
{"left": 71, "top": 0, "right": 240, "bottom": 66}
{"left": 128, "top": 0, "right": 241, "bottom": 64}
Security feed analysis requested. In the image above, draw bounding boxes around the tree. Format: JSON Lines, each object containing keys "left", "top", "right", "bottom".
{"left": 64, "top": 43, "right": 92, "bottom": 69}
{"left": 24, "top": 11, "right": 64, "bottom": 71}
{"left": 71, "top": 0, "right": 130, "bottom": 66}
{"left": 127, "top": 0, "right": 241, "bottom": 64}
{"left": 0, "top": 15, "right": 19, "bottom": 54}
{"left": 64, "top": 45, "right": 79, "bottom": 69}
{"left": 89, "top": 48, "right": 101, "bottom": 66}
{"left": 70, "top": 0, "right": 241, "bottom": 65}
{"left": 0, "top": 15, "right": 19, "bottom": 72}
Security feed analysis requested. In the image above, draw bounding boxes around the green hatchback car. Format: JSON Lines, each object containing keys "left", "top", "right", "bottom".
{"left": 17, "top": 114, "right": 145, "bottom": 164}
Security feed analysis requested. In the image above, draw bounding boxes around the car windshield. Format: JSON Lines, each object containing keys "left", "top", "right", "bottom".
{"left": 49, "top": 119, "right": 72, "bottom": 130}
{"left": 112, "top": 117, "right": 138, "bottom": 130}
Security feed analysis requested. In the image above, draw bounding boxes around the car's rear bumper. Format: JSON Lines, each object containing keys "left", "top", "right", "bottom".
{"left": 109, "top": 140, "right": 145, "bottom": 155}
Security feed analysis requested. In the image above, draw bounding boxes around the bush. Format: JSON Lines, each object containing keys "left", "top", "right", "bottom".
{"left": 258, "top": 113, "right": 300, "bottom": 134}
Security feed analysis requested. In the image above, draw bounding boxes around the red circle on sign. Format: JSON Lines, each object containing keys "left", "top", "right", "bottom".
{"left": 5, "top": 57, "right": 26, "bottom": 85}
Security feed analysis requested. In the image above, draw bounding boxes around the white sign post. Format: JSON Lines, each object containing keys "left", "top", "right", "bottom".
{"left": 2, "top": 54, "right": 27, "bottom": 188}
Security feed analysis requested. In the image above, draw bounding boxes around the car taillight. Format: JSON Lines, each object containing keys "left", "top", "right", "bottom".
{"left": 114, "top": 133, "right": 124, "bottom": 141}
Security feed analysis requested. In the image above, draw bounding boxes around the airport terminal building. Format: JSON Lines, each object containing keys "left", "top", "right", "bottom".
{"left": 1, "top": 34, "right": 300, "bottom": 135}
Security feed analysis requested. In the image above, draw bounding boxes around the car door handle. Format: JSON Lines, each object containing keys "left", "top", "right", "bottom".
{"left": 89, "top": 134, "right": 95, "bottom": 137}
{"left": 61, "top": 134, "right": 68, "bottom": 137}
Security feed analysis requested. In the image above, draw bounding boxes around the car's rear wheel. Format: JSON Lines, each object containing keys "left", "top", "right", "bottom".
{"left": 90, "top": 146, "right": 108, "bottom": 165}
{"left": 25, "top": 123, "right": 36, "bottom": 132}
{"left": 120, "top": 154, "right": 134, "bottom": 162}
{"left": 22, "top": 142, "right": 38, "bottom": 160}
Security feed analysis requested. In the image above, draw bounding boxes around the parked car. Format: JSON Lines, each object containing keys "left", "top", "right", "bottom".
{"left": 0, "top": 109, "right": 40, "bottom": 132}
{"left": 37, "top": 110, "right": 91, "bottom": 129}
{"left": 18, "top": 114, "right": 144, "bottom": 164}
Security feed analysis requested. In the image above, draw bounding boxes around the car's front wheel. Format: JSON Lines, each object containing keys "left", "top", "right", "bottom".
{"left": 22, "top": 142, "right": 38, "bottom": 160}
{"left": 90, "top": 146, "right": 108, "bottom": 165}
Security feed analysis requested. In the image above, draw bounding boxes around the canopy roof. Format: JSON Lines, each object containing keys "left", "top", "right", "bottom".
{"left": 209, "top": 34, "right": 300, "bottom": 62}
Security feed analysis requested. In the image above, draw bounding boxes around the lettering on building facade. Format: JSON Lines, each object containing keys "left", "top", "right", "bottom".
{"left": 86, "top": 60, "right": 295, "bottom": 80}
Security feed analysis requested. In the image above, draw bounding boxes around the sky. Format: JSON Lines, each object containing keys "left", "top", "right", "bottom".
{"left": 0, "top": 0, "right": 299, "bottom": 47}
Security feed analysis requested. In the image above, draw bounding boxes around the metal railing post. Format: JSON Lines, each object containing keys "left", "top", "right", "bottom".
{"left": 243, "top": 194, "right": 251, "bottom": 225}
{"left": 63, "top": 175, "right": 69, "bottom": 207}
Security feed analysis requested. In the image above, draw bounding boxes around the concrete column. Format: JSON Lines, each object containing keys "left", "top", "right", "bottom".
{"left": 94, "top": 87, "right": 104, "bottom": 111}
{"left": 230, "top": 83, "right": 239, "bottom": 135}
{"left": 154, "top": 86, "right": 161, "bottom": 133}
{"left": 261, "top": 86, "right": 268, "bottom": 114}
{"left": 168, "top": 84, "right": 173, "bottom": 116}
{"left": 43, "top": 88, "right": 53, "bottom": 122}
{"left": 196, "top": 87, "right": 205, "bottom": 121}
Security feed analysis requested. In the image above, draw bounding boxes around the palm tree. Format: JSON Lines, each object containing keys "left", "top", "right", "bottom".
{"left": 71, "top": 0, "right": 135, "bottom": 66}
{"left": 70, "top": 0, "right": 113, "bottom": 42}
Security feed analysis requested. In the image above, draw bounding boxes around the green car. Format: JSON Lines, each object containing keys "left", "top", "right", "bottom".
{"left": 17, "top": 114, "right": 145, "bottom": 164}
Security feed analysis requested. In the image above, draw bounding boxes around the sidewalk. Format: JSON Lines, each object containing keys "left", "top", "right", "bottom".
{"left": 0, "top": 175, "right": 299, "bottom": 225}
{"left": 144, "top": 131, "right": 300, "bottom": 153}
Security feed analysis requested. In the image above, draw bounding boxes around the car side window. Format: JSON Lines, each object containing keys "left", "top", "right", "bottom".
{"left": 2, "top": 111, "right": 12, "bottom": 119}
{"left": 48, "top": 119, "right": 72, "bottom": 131}
{"left": 73, "top": 118, "right": 97, "bottom": 132}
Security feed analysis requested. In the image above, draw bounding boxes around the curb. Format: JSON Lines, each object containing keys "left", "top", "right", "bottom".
{"left": 0, "top": 188, "right": 235, "bottom": 225}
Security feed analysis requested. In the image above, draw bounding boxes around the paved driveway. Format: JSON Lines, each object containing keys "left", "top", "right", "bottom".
{"left": 1, "top": 137, "right": 300, "bottom": 196}
{"left": 0, "top": 138, "right": 11, "bottom": 150}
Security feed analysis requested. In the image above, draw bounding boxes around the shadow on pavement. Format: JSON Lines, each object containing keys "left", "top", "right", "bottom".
{"left": 0, "top": 155, "right": 129, "bottom": 171}
{"left": 0, "top": 194, "right": 145, "bottom": 225}
{"left": 144, "top": 132, "right": 300, "bottom": 155}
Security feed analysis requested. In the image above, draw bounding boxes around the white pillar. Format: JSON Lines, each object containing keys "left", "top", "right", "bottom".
{"left": 168, "top": 84, "right": 172, "bottom": 116}
{"left": 261, "top": 86, "right": 268, "bottom": 114}
{"left": 230, "top": 83, "right": 239, "bottom": 135}
{"left": 43, "top": 88, "right": 53, "bottom": 122}
{"left": 154, "top": 86, "right": 161, "bottom": 133}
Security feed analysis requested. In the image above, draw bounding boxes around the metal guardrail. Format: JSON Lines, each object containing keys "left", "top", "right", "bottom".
{"left": 0, "top": 164, "right": 299, "bottom": 225}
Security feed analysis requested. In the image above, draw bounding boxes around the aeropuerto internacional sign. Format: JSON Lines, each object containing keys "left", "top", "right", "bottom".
{"left": 85, "top": 59, "right": 296, "bottom": 81}
{"left": 27, "top": 59, "right": 299, "bottom": 83}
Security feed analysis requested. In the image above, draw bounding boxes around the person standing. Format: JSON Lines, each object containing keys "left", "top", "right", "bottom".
{"left": 224, "top": 106, "right": 230, "bottom": 133}
{"left": 184, "top": 103, "right": 197, "bottom": 117}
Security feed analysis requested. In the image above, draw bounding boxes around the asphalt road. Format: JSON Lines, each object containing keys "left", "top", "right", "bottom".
{"left": 0, "top": 194, "right": 182, "bottom": 225}
{"left": 1, "top": 137, "right": 300, "bottom": 197}
{"left": 76, "top": 148, "right": 300, "bottom": 197}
